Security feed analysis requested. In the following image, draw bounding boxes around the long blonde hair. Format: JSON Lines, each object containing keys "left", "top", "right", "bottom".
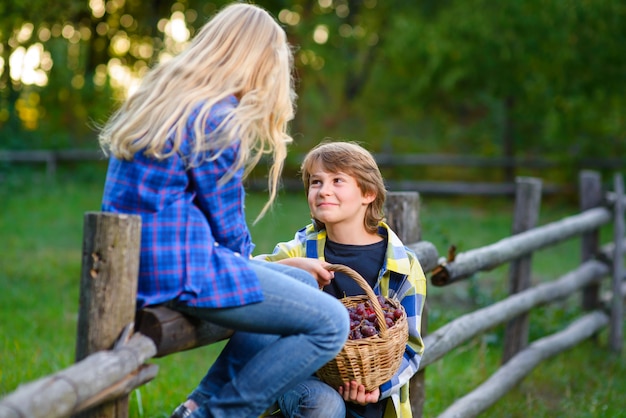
{"left": 99, "top": 3, "right": 296, "bottom": 219}
{"left": 301, "top": 141, "right": 386, "bottom": 233}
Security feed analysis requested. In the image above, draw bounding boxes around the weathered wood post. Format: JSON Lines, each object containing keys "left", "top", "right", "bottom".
{"left": 384, "top": 191, "right": 425, "bottom": 418}
{"left": 579, "top": 170, "right": 602, "bottom": 311}
{"left": 74, "top": 212, "right": 142, "bottom": 418}
{"left": 502, "top": 177, "right": 542, "bottom": 363}
{"left": 610, "top": 173, "right": 624, "bottom": 353}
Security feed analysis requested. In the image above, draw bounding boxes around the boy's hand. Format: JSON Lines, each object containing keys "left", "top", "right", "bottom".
{"left": 275, "top": 257, "right": 334, "bottom": 287}
{"left": 338, "top": 381, "right": 380, "bottom": 405}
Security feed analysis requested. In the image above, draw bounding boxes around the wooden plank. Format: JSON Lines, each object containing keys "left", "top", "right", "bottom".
{"left": 502, "top": 177, "right": 542, "bottom": 363}
{"left": 384, "top": 192, "right": 426, "bottom": 418}
{"left": 430, "top": 206, "right": 612, "bottom": 286}
{"left": 407, "top": 241, "right": 439, "bottom": 274}
{"left": 605, "top": 190, "right": 626, "bottom": 206}
{"left": 421, "top": 260, "right": 609, "bottom": 369}
{"left": 1, "top": 150, "right": 622, "bottom": 169}
{"left": 610, "top": 173, "right": 624, "bottom": 352}
{"left": 0, "top": 150, "right": 55, "bottom": 162}
{"left": 56, "top": 149, "right": 105, "bottom": 160}
{"left": 74, "top": 212, "right": 142, "bottom": 418}
{"left": 437, "top": 311, "right": 609, "bottom": 418}
{"left": 385, "top": 192, "right": 421, "bottom": 244}
{"left": 579, "top": 170, "right": 603, "bottom": 311}
{"left": 246, "top": 178, "right": 568, "bottom": 196}
{"left": 0, "top": 149, "right": 103, "bottom": 161}
{"left": 0, "top": 334, "right": 157, "bottom": 418}
{"left": 136, "top": 306, "right": 233, "bottom": 357}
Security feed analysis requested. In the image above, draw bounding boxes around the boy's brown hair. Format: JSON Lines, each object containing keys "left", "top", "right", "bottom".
{"left": 301, "top": 141, "right": 386, "bottom": 233}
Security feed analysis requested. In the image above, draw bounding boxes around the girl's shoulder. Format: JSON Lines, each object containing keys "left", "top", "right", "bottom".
{"left": 190, "top": 95, "right": 238, "bottom": 124}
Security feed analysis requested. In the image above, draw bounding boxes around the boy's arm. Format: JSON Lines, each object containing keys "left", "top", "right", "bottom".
{"left": 379, "top": 258, "right": 427, "bottom": 400}
{"left": 253, "top": 227, "right": 308, "bottom": 261}
{"left": 273, "top": 257, "right": 335, "bottom": 288}
{"left": 253, "top": 227, "right": 334, "bottom": 286}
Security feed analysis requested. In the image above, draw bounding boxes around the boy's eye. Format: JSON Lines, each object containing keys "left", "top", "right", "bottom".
{"left": 310, "top": 179, "right": 321, "bottom": 186}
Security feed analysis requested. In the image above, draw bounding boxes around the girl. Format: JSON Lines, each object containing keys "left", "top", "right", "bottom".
{"left": 98, "top": 4, "right": 349, "bottom": 417}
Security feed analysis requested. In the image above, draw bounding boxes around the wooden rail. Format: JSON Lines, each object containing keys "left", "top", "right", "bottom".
{"left": 438, "top": 311, "right": 609, "bottom": 418}
{"left": 1, "top": 149, "right": 624, "bottom": 170}
{"left": 5, "top": 149, "right": 624, "bottom": 196}
{"left": 430, "top": 206, "right": 613, "bottom": 285}
{"left": 422, "top": 259, "right": 609, "bottom": 368}
{"left": 0, "top": 333, "right": 157, "bottom": 418}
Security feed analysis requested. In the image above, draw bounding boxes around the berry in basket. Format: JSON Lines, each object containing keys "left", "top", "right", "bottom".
{"left": 347, "top": 296, "right": 404, "bottom": 340}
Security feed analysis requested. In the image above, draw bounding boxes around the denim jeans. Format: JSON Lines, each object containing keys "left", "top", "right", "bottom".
{"left": 169, "top": 259, "right": 350, "bottom": 418}
{"left": 278, "top": 376, "right": 345, "bottom": 418}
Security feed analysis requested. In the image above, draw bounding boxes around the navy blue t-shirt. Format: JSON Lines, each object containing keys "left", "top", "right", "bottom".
{"left": 323, "top": 238, "right": 388, "bottom": 418}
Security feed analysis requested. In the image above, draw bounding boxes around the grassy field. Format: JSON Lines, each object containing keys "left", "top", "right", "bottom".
{"left": 1, "top": 166, "right": 624, "bottom": 417}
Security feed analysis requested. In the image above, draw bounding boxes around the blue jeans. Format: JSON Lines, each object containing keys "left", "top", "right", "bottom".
{"left": 169, "top": 259, "right": 350, "bottom": 418}
{"left": 278, "top": 376, "right": 345, "bottom": 418}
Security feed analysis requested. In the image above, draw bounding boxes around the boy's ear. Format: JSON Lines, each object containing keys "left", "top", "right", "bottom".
{"left": 363, "top": 191, "right": 376, "bottom": 204}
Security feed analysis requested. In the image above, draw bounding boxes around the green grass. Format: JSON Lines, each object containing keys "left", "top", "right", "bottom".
{"left": 0, "top": 167, "right": 624, "bottom": 417}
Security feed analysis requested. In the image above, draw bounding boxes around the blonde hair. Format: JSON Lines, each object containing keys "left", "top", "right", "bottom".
{"left": 301, "top": 141, "right": 386, "bottom": 233}
{"left": 98, "top": 3, "right": 296, "bottom": 220}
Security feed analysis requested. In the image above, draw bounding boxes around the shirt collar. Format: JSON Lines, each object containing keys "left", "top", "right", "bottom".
{"left": 305, "top": 221, "right": 411, "bottom": 275}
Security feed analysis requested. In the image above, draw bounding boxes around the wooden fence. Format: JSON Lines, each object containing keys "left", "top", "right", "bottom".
{"left": 2, "top": 148, "right": 624, "bottom": 196}
{"left": 0, "top": 170, "right": 624, "bottom": 418}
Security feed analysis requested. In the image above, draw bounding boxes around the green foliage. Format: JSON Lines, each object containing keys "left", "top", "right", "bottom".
{"left": 1, "top": 0, "right": 624, "bottom": 174}
{"left": 372, "top": 0, "right": 626, "bottom": 158}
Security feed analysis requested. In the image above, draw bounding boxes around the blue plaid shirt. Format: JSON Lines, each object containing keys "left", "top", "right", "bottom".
{"left": 256, "top": 222, "right": 427, "bottom": 418}
{"left": 101, "top": 96, "right": 263, "bottom": 309}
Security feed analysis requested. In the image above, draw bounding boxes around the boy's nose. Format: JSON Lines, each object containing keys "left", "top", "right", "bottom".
{"left": 319, "top": 183, "right": 332, "bottom": 195}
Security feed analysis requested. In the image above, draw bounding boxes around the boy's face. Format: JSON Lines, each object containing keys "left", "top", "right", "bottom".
{"left": 307, "top": 162, "right": 375, "bottom": 229}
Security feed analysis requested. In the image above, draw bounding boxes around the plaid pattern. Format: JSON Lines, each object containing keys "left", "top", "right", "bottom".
{"left": 256, "top": 222, "right": 427, "bottom": 418}
{"left": 102, "top": 96, "right": 263, "bottom": 309}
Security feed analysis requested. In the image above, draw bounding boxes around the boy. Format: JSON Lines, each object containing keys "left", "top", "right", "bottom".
{"left": 257, "top": 141, "right": 427, "bottom": 418}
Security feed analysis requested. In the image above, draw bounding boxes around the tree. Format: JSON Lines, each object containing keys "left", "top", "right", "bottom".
{"left": 0, "top": 0, "right": 623, "bottom": 184}
{"left": 370, "top": 0, "right": 625, "bottom": 176}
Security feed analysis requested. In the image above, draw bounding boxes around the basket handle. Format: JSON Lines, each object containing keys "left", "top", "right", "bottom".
{"left": 326, "top": 264, "right": 390, "bottom": 339}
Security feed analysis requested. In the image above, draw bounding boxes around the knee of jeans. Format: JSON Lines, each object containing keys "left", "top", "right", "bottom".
{"left": 293, "top": 269, "right": 318, "bottom": 288}
{"left": 319, "top": 304, "right": 350, "bottom": 355}
{"left": 328, "top": 298, "right": 350, "bottom": 340}
{"left": 315, "top": 388, "right": 345, "bottom": 417}
{"left": 279, "top": 381, "right": 345, "bottom": 418}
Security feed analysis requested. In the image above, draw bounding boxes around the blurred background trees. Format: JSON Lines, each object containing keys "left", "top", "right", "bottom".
{"left": 1, "top": 0, "right": 624, "bottom": 179}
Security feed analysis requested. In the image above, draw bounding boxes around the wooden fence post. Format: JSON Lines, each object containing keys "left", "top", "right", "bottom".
{"left": 579, "top": 170, "right": 602, "bottom": 311}
{"left": 502, "top": 177, "right": 542, "bottom": 363}
{"left": 610, "top": 173, "right": 624, "bottom": 353}
{"left": 384, "top": 191, "right": 425, "bottom": 418}
{"left": 74, "top": 212, "right": 142, "bottom": 418}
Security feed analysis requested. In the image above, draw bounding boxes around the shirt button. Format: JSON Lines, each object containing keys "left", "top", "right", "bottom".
{"left": 234, "top": 252, "right": 241, "bottom": 257}
{"left": 214, "top": 242, "right": 220, "bottom": 247}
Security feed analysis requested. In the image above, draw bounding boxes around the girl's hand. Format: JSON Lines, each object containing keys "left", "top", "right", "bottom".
{"left": 338, "top": 381, "right": 380, "bottom": 405}
{"left": 275, "top": 257, "right": 334, "bottom": 288}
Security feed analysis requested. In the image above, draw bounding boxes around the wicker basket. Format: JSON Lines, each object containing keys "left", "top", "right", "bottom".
{"left": 316, "top": 264, "right": 408, "bottom": 392}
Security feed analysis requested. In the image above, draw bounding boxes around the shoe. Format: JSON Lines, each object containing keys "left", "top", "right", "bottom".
{"left": 170, "top": 404, "right": 193, "bottom": 418}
